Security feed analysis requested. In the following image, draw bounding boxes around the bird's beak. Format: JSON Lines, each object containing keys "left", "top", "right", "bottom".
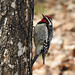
{"left": 42, "top": 14, "right": 48, "bottom": 21}
{"left": 42, "top": 14, "right": 45, "bottom": 18}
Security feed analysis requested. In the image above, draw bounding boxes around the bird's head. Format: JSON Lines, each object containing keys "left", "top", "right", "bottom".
{"left": 41, "top": 14, "right": 52, "bottom": 25}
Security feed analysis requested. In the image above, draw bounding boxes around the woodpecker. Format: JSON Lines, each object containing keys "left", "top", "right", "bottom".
{"left": 34, "top": 14, "right": 53, "bottom": 64}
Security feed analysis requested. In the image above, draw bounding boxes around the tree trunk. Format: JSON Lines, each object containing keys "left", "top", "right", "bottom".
{"left": 0, "top": 0, "right": 34, "bottom": 75}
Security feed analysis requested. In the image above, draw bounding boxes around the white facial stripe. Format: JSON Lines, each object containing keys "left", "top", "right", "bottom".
{"left": 45, "top": 17, "right": 51, "bottom": 25}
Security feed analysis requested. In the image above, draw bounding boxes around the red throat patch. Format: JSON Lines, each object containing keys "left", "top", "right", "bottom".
{"left": 41, "top": 19, "right": 49, "bottom": 24}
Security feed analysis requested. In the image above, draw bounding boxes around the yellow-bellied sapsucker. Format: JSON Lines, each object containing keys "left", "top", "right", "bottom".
{"left": 34, "top": 14, "right": 53, "bottom": 64}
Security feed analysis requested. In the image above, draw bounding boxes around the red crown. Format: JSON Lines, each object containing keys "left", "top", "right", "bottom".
{"left": 41, "top": 15, "right": 52, "bottom": 24}
{"left": 45, "top": 15, "right": 52, "bottom": 19}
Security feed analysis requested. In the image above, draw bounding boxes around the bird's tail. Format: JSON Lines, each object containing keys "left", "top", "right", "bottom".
{"left": 42, "top": 52, "right": 45, "bottom": 64}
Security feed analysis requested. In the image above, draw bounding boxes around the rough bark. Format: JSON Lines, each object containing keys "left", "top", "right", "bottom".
{"left": 0, "top": 0, "right": 34, "bottom": 75}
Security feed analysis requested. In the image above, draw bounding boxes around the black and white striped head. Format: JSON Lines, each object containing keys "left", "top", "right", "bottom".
{"left": 40, "top": 14, "right": 52, "bottom": 25}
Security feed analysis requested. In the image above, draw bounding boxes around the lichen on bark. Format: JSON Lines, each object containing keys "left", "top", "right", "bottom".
{"left": 0, "top": 0, "right": 34, "bottom": 75}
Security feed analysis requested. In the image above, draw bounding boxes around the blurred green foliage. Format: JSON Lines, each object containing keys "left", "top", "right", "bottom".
{"left": 34, "top": 0, "right": 46, "bottom": 14}
{"left": 34, "top": 4, "right": 45, "bottom": 15}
